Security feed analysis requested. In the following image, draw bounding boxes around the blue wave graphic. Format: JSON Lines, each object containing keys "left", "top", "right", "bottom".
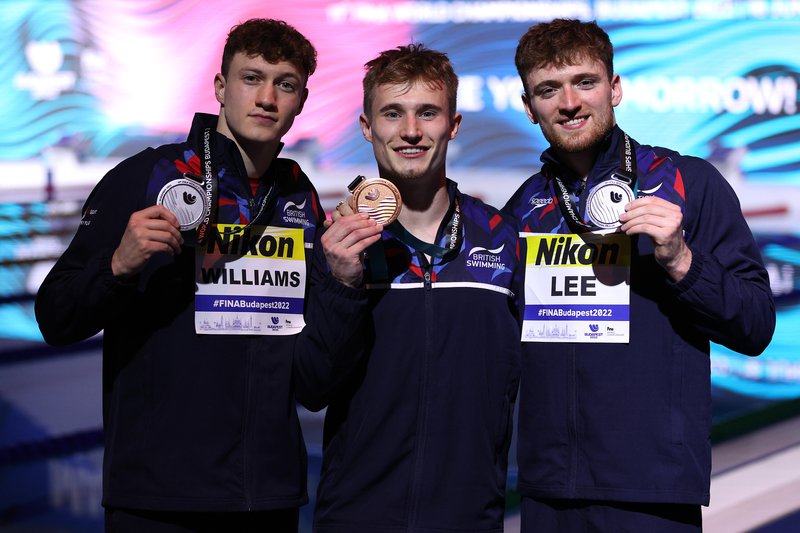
{"left": 712, "top": 306, "right": 800, "bottom": 399}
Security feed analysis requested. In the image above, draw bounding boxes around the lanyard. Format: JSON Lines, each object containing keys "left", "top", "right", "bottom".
{"left": 549, "top": 132, "right": 638, "bottom": 233}
{"left": 386, "top": 198, "right": 462, "bottom": 260}
{"left": 189, "top": 128, "right": 274, "bottom": 244}
{"left": 367, "top": 198, "right": 463, "bottom": 281}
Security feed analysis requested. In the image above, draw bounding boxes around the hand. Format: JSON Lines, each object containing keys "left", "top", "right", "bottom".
{"left": 321, "top": 211, "right": 382, "bottom": 288}
{"left": 323, "top": 197, "right": 356, "bottom": 228}
{"left": 619, "top": 196, "right": 692, "bottom": 282}
{"left": 111, "top": 205, "right": 183, "bottom": 278}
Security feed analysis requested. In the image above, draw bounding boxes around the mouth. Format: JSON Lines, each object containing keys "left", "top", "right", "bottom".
{"left": 394, "top": 146, "right": 429, "bottom": 157}
{"left": 251, "top": 114, "right": 278, "bottom": 124}
{"left": 560, "top": 116, "right": 588, "bottom": 129}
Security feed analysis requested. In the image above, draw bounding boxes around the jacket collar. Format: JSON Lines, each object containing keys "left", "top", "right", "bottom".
{"left": 187, "top": 113, "right": 285, "bottom": 184}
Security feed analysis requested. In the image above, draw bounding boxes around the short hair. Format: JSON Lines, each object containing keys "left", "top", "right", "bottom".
{"left": 221, "top": 18, "right": 317, "bottom": 82}
{"left": 362, "top": 43, "right": 458, "bottom": 119}
{"left": 515, "top": 19, "right": 614, "bottom": 96}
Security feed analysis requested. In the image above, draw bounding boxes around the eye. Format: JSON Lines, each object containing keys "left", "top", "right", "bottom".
{"left": 419, "top": 109, "right": 437, "bottom": 119}
{"left": 383, "top": 110, "right": 401, "bottom": 119}
{"left": 577, "top": 79, "right": 597, "bottom": 89}
{"left": 243, "top": 74, "right": 260, "bottom": 84}
{"left": 536, "top": 86, "right": 557, "bottom": 98}
{"left": 277, "top": 80, "right": 298, "bottom": 92}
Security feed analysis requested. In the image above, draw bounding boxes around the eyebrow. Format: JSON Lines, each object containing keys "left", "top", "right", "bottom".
{"left": 533, "top": 71, "right": 603, "bottom": 91}
{"left": 377, "top": 102, "right": 443, "bottom": 114}
{"left": 237, "top": 67, "right": 301, "bottom": 81}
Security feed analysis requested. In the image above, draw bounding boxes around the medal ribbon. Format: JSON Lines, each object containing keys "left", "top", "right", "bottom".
{"left": 192, "top": 128, "right": 275, "bottom": 244}
{"left": 366, "top": 198, "right": 463, "bottom": 282}
{"left": 386, "top": 198, "right": 462, "bottom": 260}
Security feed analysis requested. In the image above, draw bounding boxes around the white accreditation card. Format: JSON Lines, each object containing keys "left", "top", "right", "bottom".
{"left": 521, "top": 232, "right": 631, "bottom": 343}
{"left": 194, "top": 225, "right": 307, "bottom": 335}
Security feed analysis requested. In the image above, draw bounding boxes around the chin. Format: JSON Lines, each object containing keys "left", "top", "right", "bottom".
{"left": 552, "top": 128, "right": 609, "bottom": 154}
{"left": 557, "top": 139, "right": 597, "bottom": 153}
{"left": 381, "top": 165, "right": 424, "bottom": 181}
{"left": 396, "top": 170, "right": 429, "bottom": 182}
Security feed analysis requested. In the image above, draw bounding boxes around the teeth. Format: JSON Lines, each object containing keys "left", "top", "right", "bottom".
{"left": 564, "top": 118, "right": 585, "bottom": 126}
{"left": 397, "top": 148, "right": 425, "bottom": 154}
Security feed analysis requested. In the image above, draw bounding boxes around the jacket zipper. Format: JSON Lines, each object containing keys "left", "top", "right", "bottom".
{"left": 567, "top": 176, "right": 587, "bottom": 497}
{"left": 408, "top": 261, "right": 433, "bottom": 527}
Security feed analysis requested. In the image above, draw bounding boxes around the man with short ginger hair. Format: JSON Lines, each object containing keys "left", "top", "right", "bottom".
{"left": 313, "top": 44, "right": 522, "bottom": 532}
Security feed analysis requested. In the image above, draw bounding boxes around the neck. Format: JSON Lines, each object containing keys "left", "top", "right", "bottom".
{"left": 216, "top": 114, "right": 278, "bottom": 177}
{"left": 550, "top": 137, "right": 600, "bottom": 179}
{"left": 238, "top": 142, "right": 278, "bottom": 177}
{"left": 554, "top": 148, "right": 598, "bottom": 181}
{"left": 393, "top": 175, "right": 449, "bottom": 243}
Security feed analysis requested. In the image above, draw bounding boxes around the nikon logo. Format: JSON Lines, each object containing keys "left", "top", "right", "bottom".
{"left": 535, "top": 236, "right": 620, "bottom": 266}
{"left": 206, "top": 227, "right": 295, "bottom": 258}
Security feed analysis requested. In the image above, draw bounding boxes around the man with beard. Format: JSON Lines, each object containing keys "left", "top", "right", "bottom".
{"left": 503, "top": 18, "right": 775, "bottom": 532}
{"left": 311, "top": 44, "right": 521, "bottom": 532}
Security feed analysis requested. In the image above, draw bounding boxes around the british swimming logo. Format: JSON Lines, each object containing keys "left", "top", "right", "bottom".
{"left": 283, "top": 199, "right": 310, "bottom": 226}
{"left": 466, "top": 244, "right": 506, "bottom": 270}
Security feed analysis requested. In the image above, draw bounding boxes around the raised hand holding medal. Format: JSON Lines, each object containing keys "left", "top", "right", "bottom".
{"left": 322, "top": 175, "right": 390, "bottom": 288}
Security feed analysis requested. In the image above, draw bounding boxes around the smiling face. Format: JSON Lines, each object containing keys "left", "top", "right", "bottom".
{"left": 214, "top": 52, "right": 308, "bottom": 157}
{"left": 523, "top": 56, "right": 621, "bottom": 163}
{"left": 360, "top": 80, "right": 461, "bottom": 185}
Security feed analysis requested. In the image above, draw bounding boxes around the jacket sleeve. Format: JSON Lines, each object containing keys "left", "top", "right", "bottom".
{"left": 34, "top": 154, "right": 151, "bottom": 345}
{"left": 291, "top": 207, "right": 371, "bottom": 412}
{"left": 669, "top": 156, "right": 775, "bottom": 356}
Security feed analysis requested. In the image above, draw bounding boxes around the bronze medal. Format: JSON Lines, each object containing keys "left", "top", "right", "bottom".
{"left": 347, "top": 176, "right": 402, "bottom": 225}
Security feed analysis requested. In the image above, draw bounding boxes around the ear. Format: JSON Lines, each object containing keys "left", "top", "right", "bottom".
{"left": 296, "top": 87, "right": 309, "bottom": 115}
{"left": 214, "top": 73, "right": 225, "bottom": 105}
{"left": 522, "top": 93, "right": 539, "bottom": 125}
{"left": 359, "top": 113, "right": 373, "bottom": 143}
{"left": 449, "top": 112, "right": 463, "bottom": 140}
{"left": 610, "top": 73, "right": 622, "bottom": 108}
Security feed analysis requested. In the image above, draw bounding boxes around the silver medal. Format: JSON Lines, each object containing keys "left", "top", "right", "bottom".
{"left": 156, "top": 178, "right": 208, "bottom": 231}
{"left": 585, "top": 179, "right": 635, "bottom": 229}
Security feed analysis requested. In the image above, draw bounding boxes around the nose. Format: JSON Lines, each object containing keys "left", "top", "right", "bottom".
{"left": 400, "top": 115, "right": 422, "bottom": 143}
{"left": 256, "top": 84, "right": 278, "bottom": 109}
{"left": 559, "top": 86, "right": 581, "bottom": 113}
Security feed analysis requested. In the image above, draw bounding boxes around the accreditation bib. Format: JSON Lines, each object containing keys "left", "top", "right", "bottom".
{"left": 194, "top": 225, "right": 306, "bottom": 335}
{"left": 521, "top": 232, "right": 630, "bottom": 343}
